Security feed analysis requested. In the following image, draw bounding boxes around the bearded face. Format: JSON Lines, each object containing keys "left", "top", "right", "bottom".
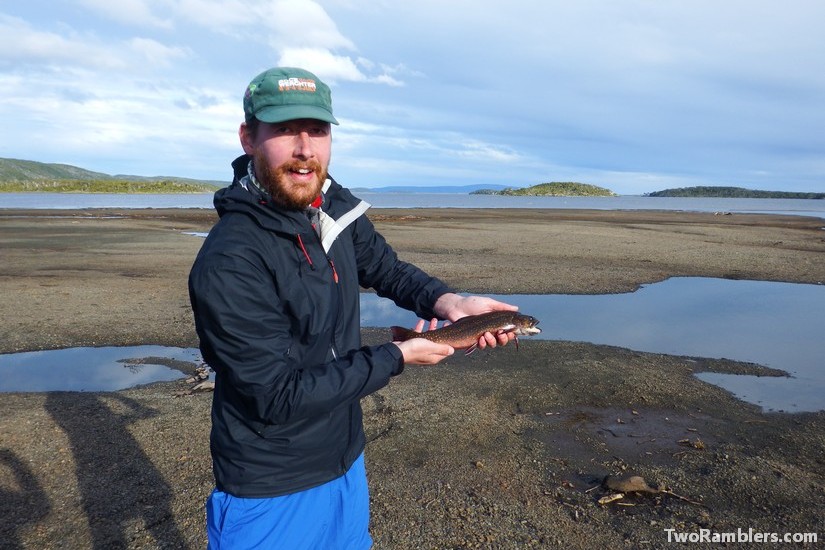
{"left": 255, "top": 151, "right": 328, "bottom": 210}
{"left": 240, "top": 118, "right": 333, "bottom": 211}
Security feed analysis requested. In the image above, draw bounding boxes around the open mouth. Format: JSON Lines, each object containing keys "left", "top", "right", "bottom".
{"left": 289, "top": 167, "right": 317, "bottom": 181}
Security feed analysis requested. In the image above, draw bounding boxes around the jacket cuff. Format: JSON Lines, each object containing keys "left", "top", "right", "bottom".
{"left": 381, "top": 342, "right": 405, "bottom": 376}
{"left": 421, "top": 284, "right": 457, "bottom": 321}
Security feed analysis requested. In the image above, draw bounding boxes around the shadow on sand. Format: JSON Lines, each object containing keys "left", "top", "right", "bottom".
{"left": 0, "top": 447, "right": 51, "bottom": 549}
{"left": 44, "top": 392, "right": 186, "bottom": 549}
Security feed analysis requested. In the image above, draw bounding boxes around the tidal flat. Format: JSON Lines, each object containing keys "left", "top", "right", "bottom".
{"left": 0, "top": 207, "right": 823, "bottom": 548}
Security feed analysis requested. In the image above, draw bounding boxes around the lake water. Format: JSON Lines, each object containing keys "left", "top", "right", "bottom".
{"left": 1, "top": 278, "right": 822, "bottom": 413}
{"left": 1, "top": 192, "right": 824, "bottom": 218}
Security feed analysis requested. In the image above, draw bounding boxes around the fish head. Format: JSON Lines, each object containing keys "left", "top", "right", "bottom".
{"left": 514, "top": 314, "right": 541, "bottom": 335}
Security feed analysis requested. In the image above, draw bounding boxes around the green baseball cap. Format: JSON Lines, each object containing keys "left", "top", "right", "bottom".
{"left": 243, "top": 67, "right": 338, "bottom": 125}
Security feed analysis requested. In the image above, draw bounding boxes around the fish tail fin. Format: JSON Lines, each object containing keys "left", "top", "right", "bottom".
{"left": 391, "top": 326, "right": 417, "bottom": 342}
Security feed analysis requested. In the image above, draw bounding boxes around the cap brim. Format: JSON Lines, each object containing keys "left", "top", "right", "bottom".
{"left": 253, "top": 105, "right": 339, "bottom": 125}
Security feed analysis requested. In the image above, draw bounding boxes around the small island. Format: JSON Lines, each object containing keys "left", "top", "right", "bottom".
{"left": 473, "top": 182, "right": 616, "bottom": 197}
{"left": 646, "top": 186, "right": 824, "bottom": 199}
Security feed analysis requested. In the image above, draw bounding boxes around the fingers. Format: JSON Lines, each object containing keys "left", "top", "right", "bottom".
{"left": 469, "top": 296, "right": 519, "bottom": 313}
{"left": 448, "top": 296, "right": 519, "bottom": 322}
{"left": 475, "top": 331, "right": 495, "bottom": 350}
{"left": 499, "top": 331, "right": 516, "bottom": 345}
{"left": 413, "top": 318, "right": 440, "bottom": 334}
{"left": 485, "top": 298, "right": 519, "bottom": 313}
{"left": 395, "top": 338, "right": 454, "bottom": 365}
{"left": 415, "top": 349, "right": 454, "bottom": 365}
{"left": 475, "top": 330, "right": 515, "bottom": 349}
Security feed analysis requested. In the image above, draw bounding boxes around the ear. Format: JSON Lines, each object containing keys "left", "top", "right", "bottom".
{"left": 239, "top": 122, "right": 255, "bottom": 155}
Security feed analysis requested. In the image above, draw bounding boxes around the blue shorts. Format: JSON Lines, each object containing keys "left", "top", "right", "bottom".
{"left": 206, "top": 453, "right": 372, "bottom": 549}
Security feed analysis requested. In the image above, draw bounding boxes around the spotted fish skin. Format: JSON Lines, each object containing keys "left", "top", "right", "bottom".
{"left": 391, "top": 311, "right": 541, "bottom": 351}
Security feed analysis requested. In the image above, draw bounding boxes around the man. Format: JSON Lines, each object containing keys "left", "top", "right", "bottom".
{"left": 189, "top": 67, "right": 517, "bottom": 549}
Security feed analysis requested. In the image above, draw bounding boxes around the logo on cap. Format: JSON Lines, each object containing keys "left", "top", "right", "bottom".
{"left": 279, "top": 78, "right": 317, "bottom": 92}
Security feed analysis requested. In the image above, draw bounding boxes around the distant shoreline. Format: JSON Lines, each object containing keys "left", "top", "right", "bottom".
{"left": 0, "top": 189, "right": 217, "bottom": 195}
{"left": 646, "top": 185, "right": 825, "bottom": 199}
{"left": 2, "top": 189, "right": 823, "bottom": 199}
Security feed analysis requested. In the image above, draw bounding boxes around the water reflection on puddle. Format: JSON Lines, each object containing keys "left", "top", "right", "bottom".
{"left": 0, "top": 346, "right": 201, "bottom": 392}
{"left": 361, "top": 277, "right": 825, "bottom": 413}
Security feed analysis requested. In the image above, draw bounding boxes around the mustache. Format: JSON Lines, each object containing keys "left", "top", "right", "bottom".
{"left": 279, "top": 159, "right": 324, "bottom": 177}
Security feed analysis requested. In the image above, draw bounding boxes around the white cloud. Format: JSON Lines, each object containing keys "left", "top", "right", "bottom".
{"left": 278, "top": 47, "right": 365, "bottom": 83}
{"left": 277, "top": 47, "right": 405, "bottom": 86}
{"left": 129, "top": 37, "right": 191, "bottom": 67}
{"left": 453, "top": 140, "right": 523, "bottom": 163}
{"left": 166, "top": 1, "right": 404, "bottom": 87}
{"left": 76, "top": 0, "right": 173, "bottom": 29}
{"left": 0, "top": 14, "right": 191, "bottom": 73}
{"left": 0, "top": 15, "right": 126, "bottom": 69}
{"left": 263, "top": 0, "right": 355, "bottom": 51}
{"left": 372, "top": 73, "right": 403, "bottom": 87}
{"left": 174, "top": 0, "right": 253, "bottom": 28}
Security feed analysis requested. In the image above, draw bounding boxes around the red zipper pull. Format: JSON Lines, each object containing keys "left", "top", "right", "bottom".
{"left": 296, "top": 234, "right": 314, "bottom": 268}
{"left": 328, "top": 258, "right": 339, "bottom": 283}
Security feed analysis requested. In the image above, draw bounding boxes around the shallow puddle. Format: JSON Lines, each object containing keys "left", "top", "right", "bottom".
{"left": 0, "top": 346, "right": 201, "bottom": 392}
{"left": 362, "top": 277, "right": 825, "bottom": 413}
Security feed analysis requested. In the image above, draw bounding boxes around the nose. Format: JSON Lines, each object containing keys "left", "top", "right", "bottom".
{"left": 294, "top": 131, "right": 314, "bottom": 159}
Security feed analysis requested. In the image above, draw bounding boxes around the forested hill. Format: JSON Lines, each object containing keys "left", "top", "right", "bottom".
{"left": 0, "top": 158, "right": 111, "bottom": 181}
{"left": 0, "top": 158, "right": 224, "bottom": 193}
{"left": 647, "top": 186, "right": 824, "bottom": 199}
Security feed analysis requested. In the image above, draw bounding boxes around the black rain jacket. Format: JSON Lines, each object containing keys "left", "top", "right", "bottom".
{"left": 189, "top": 156, "right": 451, "bottom": 497}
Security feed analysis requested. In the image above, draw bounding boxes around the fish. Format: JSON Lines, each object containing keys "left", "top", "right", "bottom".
{"left": 391, "top": 311, "right": 541, "bottom": 353}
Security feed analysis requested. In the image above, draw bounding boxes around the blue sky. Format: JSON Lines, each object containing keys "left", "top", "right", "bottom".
{"left": 2, "top": 1, "right": 824, "bottom": 194}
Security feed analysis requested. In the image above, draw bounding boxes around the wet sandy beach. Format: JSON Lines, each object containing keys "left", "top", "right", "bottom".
{"left": 0, "top": 207, "right": 823, "bottom": 548}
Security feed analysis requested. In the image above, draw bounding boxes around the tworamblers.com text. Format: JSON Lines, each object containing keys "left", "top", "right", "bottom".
{"left": 664, "top": 527, "right": 818, "bottom": 544}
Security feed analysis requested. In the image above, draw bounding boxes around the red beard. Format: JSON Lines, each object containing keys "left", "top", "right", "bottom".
{"left": 255, "top": 154, "right": 327, "bottom": 210}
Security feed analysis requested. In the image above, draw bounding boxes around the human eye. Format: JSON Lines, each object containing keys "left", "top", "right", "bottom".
{"left": 308, "top": 123, "right": 330, "bottom": 136}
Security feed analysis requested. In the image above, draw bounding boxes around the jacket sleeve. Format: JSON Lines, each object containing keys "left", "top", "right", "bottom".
{"left": 189, "top": 253, "right": 404, "bottom": 425}
{"left": 350, "top": 214, "right": 454, "bottom": 320}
